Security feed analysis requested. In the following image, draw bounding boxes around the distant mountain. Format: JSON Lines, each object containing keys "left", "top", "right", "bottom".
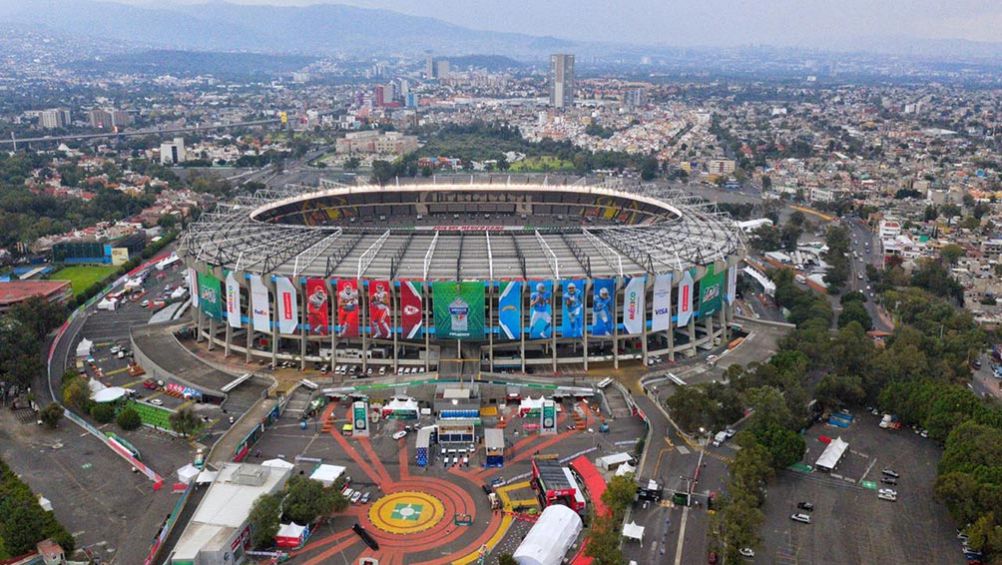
{"left": 0, "top": 0, "right": 581, "bottom": 59}
{"left": 442, "top": 55, "right": 527, "bottom": 71}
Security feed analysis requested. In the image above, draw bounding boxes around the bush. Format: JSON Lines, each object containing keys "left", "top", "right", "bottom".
{"left": 116, "top": 407, "right": 141, "bottom": 430}
{"left": 39, "top": 403, "right": 64, "bottom": 429}
{"left": 90, "top": 403, "right": 115, "bottom": 424}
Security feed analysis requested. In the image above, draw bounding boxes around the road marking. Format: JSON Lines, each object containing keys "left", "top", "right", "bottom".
{"left": 673, "top": 506, "right": 689, "bottom": 565}
{"left": 676, "top": 445, "right": 690, "bottom": 455}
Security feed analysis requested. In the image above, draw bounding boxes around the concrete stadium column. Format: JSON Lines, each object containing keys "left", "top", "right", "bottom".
{"left": 329, "top": 278, "right": 337, "bottom": 377}
{"left": 687, "top": 316, "right": 696, "bottom": 357}
{"left": 488, "top": 280, "right": 495, "bottom": 374}
{"left": 667, "top": 317, "right": 675, "bottom": 362}
{"left": 705, "top": 313, "right": 713, "bottom": 349}
{"left": 299, "top": 278, "right": 307, "bottom": 371}
{"left": 641, "top": 277, "right": 650, "bottom": 367}
{"left": 392, "top": 280, "right": 399, "bottom": 376}
{"left": 207, "top": 317, "right": 216, "bottom": 351}
{"left": 582, "top": 279, "right": 590, "bottom": 372}
{"left": 551, "top": 278, "right": 557, "bottom": 375}
{"left": 243, "top": 272, "right": 253, "bottom": 364}
{"left": 613, "top": 277, "right": 620, "bottom": 370}
{"left": 270, "top": 276, "right": 278, "bottom": 370}
{"left": 719, "top": 307, "right": 728, "bottom": 343}
{"left": 519, "top": 282, "right": 526, "bottom": 374}
{"left": 360, "top": 279, "right": 368, "bottom": 374}
{"left": 424, "top": 280, "right": 431, "bottom": 374}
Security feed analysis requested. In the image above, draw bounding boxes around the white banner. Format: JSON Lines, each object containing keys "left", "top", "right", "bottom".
{"left": 651, "top": 273, "right": 672, "bottom": 332}
{"left": 225, "top": 272, "right": 241, "bottom": 329}
{"left": 188, "top": 267, "right": 199, "bottom": 308}
{"left": 276, "top": 276, "right": 298, "bottom": 335}
{"left": 250, "top": 274, "right": 271, "bottom": 333}
{"left": 725, "top": 265, "right": 737, "bottom": 304}
{"left": 622, "top": 276, "right": 646, "bottom": 335}
{"left": 677, "top": 270, "right": 694, "bottom": 327}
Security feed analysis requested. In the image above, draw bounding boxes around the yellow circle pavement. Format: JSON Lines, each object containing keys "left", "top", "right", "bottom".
{"left": 368, "top": 490, "right": 446, "bottom": 535}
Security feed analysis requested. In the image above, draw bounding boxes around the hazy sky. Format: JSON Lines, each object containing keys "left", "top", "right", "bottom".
{"left": 137, "top": 0, "right": 1002, "bottom": 46}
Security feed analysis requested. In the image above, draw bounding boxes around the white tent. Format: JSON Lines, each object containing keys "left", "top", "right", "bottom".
{"left": 75, "top": 338, "right": 93, "bottom": 358}
{"left": 513, "top": 504, "right": 583, "bottom": 565}
{"left": 615, "top": 462, "right": 637, "bottom": 477}
{"left": 177, "top": 464, "right": 200, "bottom": 485}
{"left": 815, "top": 437, "right": 849, "bottom": 472}
{"left": 92, "top": 386, "right": 127, "bottom": 403}
{"left": 87, "top": 378, "right": 107, "bottom": 396}
{"left": 596, "top": 452, "right": 633, "bottom": 472}
{"left": 622, "top": 521, "right": 645, "bottom": 545}
{"left": 309, "top": 464, "right": 346, "bottom": 487}
{"left": 262, "top": 458, "right": 295, "bottom": 470}
{"left": 37, "top": 495, "right": 53, "bottom": 512}
{"left": 195, "top": 470, "right": 218, "bottom": 484}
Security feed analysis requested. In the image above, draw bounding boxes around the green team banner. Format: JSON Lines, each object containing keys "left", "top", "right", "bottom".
{"left": 699, "top": 264, "right": 725, "bottom": 316}
{"left": 197, "top": 272, "right": 223, "bottom": 319}
{"left": 433, "top": 281, "right": 485, "bottom": 341}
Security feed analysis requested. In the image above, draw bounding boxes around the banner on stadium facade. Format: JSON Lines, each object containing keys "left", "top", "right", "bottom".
{"left": 498, "top": 281, "right": 522, "bottom": 340}
{"left": 652, "top": 273, "right": 672, "bottom": 332}
{"left": 275, "top": 276, "right": 298, "bottom": 335}
{"left": 699, "top": 265, "right": 724, "bottom": 316}
{"left": 225, "top": 272, "right": 241, "bottom": 329}
{"left": 560, "top": 279, "right": 585, "bottom": 338}
{"left": 622, "top": 276, "right": 646, "bottom": 335}
{"left": 249, "top": 274, "right": 270, "bottom": 333}
{"left": 197, "top": 272, "right": 222, "bottom": 319}
{"left": 188, "top": 267, "right": 199, "bottom": 308}
{"left": 432, "top": 281, "right": 485, "bottom": 341}
{"left": 591, "top": 279, "right": 615, "bottom": 337}
{"left": 725, "top": 264, "right": 737, "bottom": 304}
{"left": 528, "top": 280, "right": 553, "bottom": 339}
{"left": 677, "top": 270, "right": 694, "bottom": 327}
{"left": 400, "top": 280, "right": 423, "bottom": 339}
{"left": 305, "top": 278, "right": 330, "bottom": 336}
{"left": 368, "top": 280, "right": 392, "bottom": 339}
{"left": 336, "top": 279, "right": 360, "bottom": 338}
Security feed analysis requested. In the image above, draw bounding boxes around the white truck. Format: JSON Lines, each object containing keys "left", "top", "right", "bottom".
{"left": 712, "top": 431, "right": 728, "bottom": 447}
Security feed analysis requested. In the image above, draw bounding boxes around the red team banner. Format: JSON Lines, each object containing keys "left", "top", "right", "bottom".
{"left": 337, "top": 279, "right": 360, "bottom": 338}
{"left": 400, "top": 280, "right": 423, "bottom": 339}
{"left": 305, "top": 278, "right": 330, "bottom": 335}
{"left": 368, "top": 280, "right": 392, "bottom": 339}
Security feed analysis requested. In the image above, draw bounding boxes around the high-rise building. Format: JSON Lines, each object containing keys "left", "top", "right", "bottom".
{"left": 88, "top": 109, "right": 113, "bottom": 129}
{"left": 374, "top": 85, "right": 385, "bottom": 107}
{"left": 40, "top": 109, "right": 69, "bottom": 129}
{"left": 425, "top": 56, "right": 436, "bottom": 79}
{"left": 160, "top": 138, "right": 187, "bottom": 165}
{"left": 549, "top": 54, "right": 575, "bottom": 109}
{"left": 624, "top": 88, "right": 647, "bottom": 108}
{"left": 435, "top": 60, "right": 450, "bottom": 80}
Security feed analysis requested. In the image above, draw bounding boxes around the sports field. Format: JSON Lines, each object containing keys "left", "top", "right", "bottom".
{"left": 51, "top": 265, "right": 117, "bottom": 296}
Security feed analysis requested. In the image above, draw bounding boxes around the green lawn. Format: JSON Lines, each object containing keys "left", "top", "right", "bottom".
{"left": 509, "top": 156, "right": 575, "bottom": 172}
{"left": 51, "top": 265, "right": 117, "bottom": 296}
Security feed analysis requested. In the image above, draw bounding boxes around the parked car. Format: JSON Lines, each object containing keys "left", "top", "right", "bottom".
{"left": 882, "top": 468, "right": 900, "bottom": 478}
{"left": 149, "top": 398, "right": 163, "bottom": 406}
{"left": 351, "top": 491, "right": 362, "bottom": 504}
{"left": 878, "top": 492, "right": 897, "bottom": 502}
{"left": 881, "top": 477, "right": 898, "bottom": 485}
{"left": 392, "top": 430, "right": 407, "bottom": 440}
{"left": 360, "top": 492, "right": 370, "bottom": 504}
{"left": 790, "top": 513, "right": 811, "bottom": 524}
{"left": 143, "top": 379, "right": 158, "bottom": 390}
{"left": 797, "top": 501, "right": 814, "bottom": 511}
{"left": 739, "top": 548, "right": 755, "bottom": 558}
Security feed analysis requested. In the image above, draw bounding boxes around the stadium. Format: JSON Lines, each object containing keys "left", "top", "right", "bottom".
{"left": 179, "top": 178, "right": 746, "bottom": 375}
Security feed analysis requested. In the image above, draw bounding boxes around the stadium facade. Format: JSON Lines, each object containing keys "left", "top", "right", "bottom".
{"left": 180, "top": 180, "right": 745, "bottom": 374}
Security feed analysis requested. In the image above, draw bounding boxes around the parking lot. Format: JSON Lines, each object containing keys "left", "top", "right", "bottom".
{"left": 759, "top": 412, "right": 962, "bottom": 564}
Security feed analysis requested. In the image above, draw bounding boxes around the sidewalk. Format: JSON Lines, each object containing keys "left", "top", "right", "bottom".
{"left": 207, "top": 395, "right": 278, "bottom": 465}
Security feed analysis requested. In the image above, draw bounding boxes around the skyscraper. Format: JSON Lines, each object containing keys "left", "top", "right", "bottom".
{"left": 549, "top": 54, "right": 575, "bottom": 109}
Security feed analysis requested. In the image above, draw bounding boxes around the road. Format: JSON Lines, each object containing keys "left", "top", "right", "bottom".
{"left": 2, "top": 119, "right": 281, "bottom": 146}
{"left": 846, "top": 218, "right": 894, "bottom": 332}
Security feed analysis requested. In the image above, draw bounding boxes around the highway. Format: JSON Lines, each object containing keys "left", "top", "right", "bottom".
{"left": 846, "top": 217, "right": 894, "bottom": 332}
{"left": 1, "top": 118, "right": 281, "bottom": 146}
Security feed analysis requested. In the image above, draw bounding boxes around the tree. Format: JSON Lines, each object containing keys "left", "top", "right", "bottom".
{"left": 39, "top": 403, "right": 64, "bottom": 428}
{"left": 939, "top": 243, "right": 965, "bottom": 265}
{"left": 169, "top": 406, "right": 201, "bottom": 437}
{"left": 282, "top": 475, "right": 341, "bottom": 524}
{"left": 90, "top": 403, "right": 115, "bottom": 424}
{"left": 752, "top": 423, "right": 806, "bottom": 469}
{"left": 601, "top": 474, "right": 637, "bottom": 518}
{"left": 497, "top": 553, "right": 518, "bottom": 565}
{"left": 838, "top": 301, "right": 873, "bottom": 331}
{"left": 0, "top": 500, "right": 47, "bottom": 555}
{"left": 116, "top": 406, "right": 141, "bottom": 430}
{"left": 584, "top": 514, "right": 624, "bottom": 565}
{"left": 249, "top": 493, "right": 282, "bottom": 549}
{"left": 62, "top": 378, "right": 89, "bottom": 411}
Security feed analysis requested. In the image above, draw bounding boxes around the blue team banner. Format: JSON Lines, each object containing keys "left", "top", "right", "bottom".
{"left": 591, "top": 279, "right": 615, "bottom": 337}
{"left": 498, "top": 281, "right": 522, "bottom": 340}
{"left": 561, "top": 279, "right": 585, "bottom": 338}
{"left": 528, "top": 280, "right": 553, "bottom": 339}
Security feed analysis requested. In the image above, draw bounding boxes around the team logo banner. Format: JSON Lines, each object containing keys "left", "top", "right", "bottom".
{"left": 677, "top": 270, "right": 694, "bottom": 327}
{"left": 188, "top": 267, "right": 199, "bottom": 308}
{"left": 433, "top": 281, "right": 485, "bottom": 341}
{"left": 336, "top": 279, "right": 360, "bottom": 338}
{"left": 197, "top": 272, "right": 222, "bottom": 319}
{"left": 400, "top": 280, "right": 423, "bottom": 339}
{"left": 528, "top": 280, "right": 553, "bottom": 339}
{"left": 561, "top": 280, "right": 585, "bottom": 338}
{"left": 249, "top": 274, "right": 270, "bottom": 333}
{"left": 700, "top": 265, "right": 725, "bottom": 316}
{"left": 622, "top": 276, "right": 646, "bottom": 335}
{"left": 225, "top": 272, "right": 241, "bottom": 329}
{"left": 275, "top": 276, "right": 298, "bottom": 335}
{"left": 305, "top": 278, "right": 330, "bottom": 335}
{"left": 368, "top": 280, "right": 392, "bottom": 339}
{"left": 726, "top": 265, "right": 737, "bottom": 304}
{"left": 652, "top": 273, "right": 672, "bottom": 332}
{"left": 498, "top": 281, "right": 522, "bottom": 340}
{"left": 591, "top": 279, "right": 615, "bottom": 337}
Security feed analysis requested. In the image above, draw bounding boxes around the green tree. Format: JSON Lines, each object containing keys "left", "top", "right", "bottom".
{"left": 90, "top": 403, "right": 115, "bottom": 424}
{"left": 838, "top": 301, "right": 873, "bottom": 331}
{"left": 62, "top": 379, "right": 89, "bottom": 411}
{"left": 39, "top": 403, "right": 64, "bottom": 428}
{"left": 497, "top": 553, "right": 518, "bottom": 565}
{"left": 249, "top": 493, "right": 282, "bottom": 549}
{"left": 939, "top": 243, "right": 965, "bottom": 265}
{"left": 169, "top": 406, "right": 201, "bottom": 437}
{"left": 0, "top": 501, "right": 47, "bottom": 555}
{"left": 116, "top": 406, "right": 142, "bottom": 430}
{"left": 282, "top": 475, "right": 341, "bottom": 524}
{"left": 584, "top": 514, "right": 624, "bottom": 565}
{"left": 601, "top": 474, "right": 637, "bottom": 518}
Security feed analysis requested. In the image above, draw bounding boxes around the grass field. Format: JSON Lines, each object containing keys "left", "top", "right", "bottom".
{"left": 51, "top": 265, "right": 117, "bottom": 296}
{"left": 509, "top": 156, "right": 575, "bottom": 172}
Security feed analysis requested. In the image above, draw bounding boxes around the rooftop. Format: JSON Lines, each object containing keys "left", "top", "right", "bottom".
{"left": 0, "top": 280, "right": 71, "bottom": 306}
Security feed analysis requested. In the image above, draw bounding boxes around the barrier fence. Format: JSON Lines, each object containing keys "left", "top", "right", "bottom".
{"left": 144, "top": 483, "right": 193, "bottom": 565}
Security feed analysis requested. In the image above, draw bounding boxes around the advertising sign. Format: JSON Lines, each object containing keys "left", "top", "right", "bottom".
{"left": 677, "top": 270, "right": 694, "bottom": 327}
{"left": 651, "top": 273, "right": 672, "bottom": 332}
{"left": 400, "top": 280, "right": 423, "bottom": 339}
{"left": 498, "top": 281, "right": 522, "bottom": 340}
{"left": 305, "top": 278, "right": 330, "bottom": 335}
{"left": 432, "top": 281, "right": 485, "bottom": 341}
{"left": 197, "top": 272, "right": 222, "bottom": 319}
{"left": 368, "top": 280, "right": 392, "bottom": 339}
{"left": 336, "top": 279, "right": 360, "bottom": 338}
{"left": 249, "top": 274, "right": 270, "bottom": 333}
{"left": 725, "top": 265, "right": 737, "bottom": 305}
{"left": 560, "top": 279, "right": 585, "bottom": 338}
{"left": 528, "top": 280, "right": 553, "bottom": 339}
{"left": 275, "top": 276, "right": 298, "bottom": 335}
{"left": 352, "top": 400, "right": 369, "bottom": 436}
{"left": 591, "top": 279, "right": 615, "bottom": 337}
{"left": 622, "top": 276, "right": 646, "bottom": 335}
{"left": 699, "top": 265, "right": 724, "bottom": 316}
{"left": 188, "top": 267, "right": 199, "bottom": 308}
{"left": 225, "top": 272, "right": 241, "bottom": 329}
{"left": 541, "top": 400, "right": 557, "bottom": 435}
{"left": 111, "top": 247, "right": 129, "bottom": 266}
